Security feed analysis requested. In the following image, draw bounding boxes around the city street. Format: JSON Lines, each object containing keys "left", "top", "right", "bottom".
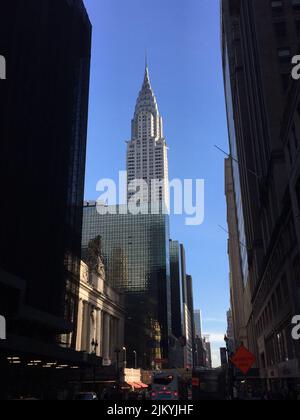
{"left": 1, "top": 0, "right": 300, "bottom": 401}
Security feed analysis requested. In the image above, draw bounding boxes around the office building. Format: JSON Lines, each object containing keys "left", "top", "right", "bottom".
{"left": 194, "top": 310, "right": 203, "bottom": 339}
{"left": 82, "top": 203, "right": 171, "bottom": 369}
{"left": 126, "top": 64, "right": 169, "bottom": 210}
{"left": 225, "top": 158, "right": 248, "bottom": 349}
{"left": 203, "top": 335, "right": 212, "bottom": 369}
{"left": 179, "top": 246, "right": 194, "bottom": 369}
{"left": 169, "top": 240, "right": 184, "bottom": 339}
{"left": 222, "top": 0, "right": 300, "bottom": 388}
{"left": 0, "top": 0, "right": 92, "bottom": 399}
{"left": 227, "top": 309, "right": 234, "bottom": 344}
{"left": 186, "top": 275, "right": 196, "bottom": 366}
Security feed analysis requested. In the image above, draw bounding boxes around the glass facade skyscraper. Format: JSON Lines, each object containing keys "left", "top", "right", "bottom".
{"left": 82, "top": 203, "right": 171, "bottom": 367}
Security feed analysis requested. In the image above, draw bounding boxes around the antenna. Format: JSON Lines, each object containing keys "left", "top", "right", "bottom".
{"left": 214, "top": 145, "right": 260, "bottom": 179}
{"left": 218, "top": 225, "right": 249, "bottom": 250}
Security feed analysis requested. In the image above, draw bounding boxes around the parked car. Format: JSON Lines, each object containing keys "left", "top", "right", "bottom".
{"left": 74, "top": 392, "right": 98, "bottom": 401}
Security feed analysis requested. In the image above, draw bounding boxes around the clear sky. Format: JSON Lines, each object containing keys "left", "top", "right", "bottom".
{"left": 83, "top": 0, "right": 230, "bottom": 367}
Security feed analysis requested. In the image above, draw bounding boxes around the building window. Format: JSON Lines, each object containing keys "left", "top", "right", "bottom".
{"left": 278, "top": 48, "right": 291, "bottom": 64}
{"left": 271, "top": 0, "right": 283, "bottom": 14}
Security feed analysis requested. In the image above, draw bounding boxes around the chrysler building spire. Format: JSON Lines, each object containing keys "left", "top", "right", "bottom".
{"left": 131, "top": 64, "right": 163, "bottom": 141}
{"left": 127, "top": 62, "right": 169, "bottom": 209}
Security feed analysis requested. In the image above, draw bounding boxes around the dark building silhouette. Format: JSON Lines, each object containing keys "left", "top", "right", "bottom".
{"left": 194, "top": 310, "right": 202, "bottom": 338}
{"left": 0, "top": 0, "right": 92, "bottom": 396}
{"left": 178, "top": 245, "right": 195, "bottom": 369}
{"left": 169, "top": 240, "right": 184, "bottom": 339}
{"left": 169, "top": 241, "right": 198, "bottom": 369}
{"left": 222, "top": 0, "right": 300, "bottom": 388}
{"left": 186, "top": 275, "right": 196, "bottom": 367}
{"left": 168, "top": 240, "right": 186, "bottom": 368}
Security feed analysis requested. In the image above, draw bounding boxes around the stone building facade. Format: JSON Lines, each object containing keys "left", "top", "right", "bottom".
{"left": 76, "top": 247, "right": 125, "bottom": 367}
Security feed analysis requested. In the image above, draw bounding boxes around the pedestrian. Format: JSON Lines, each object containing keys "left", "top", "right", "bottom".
{"left": 100, "top": 388, "right": 109, "bottom": 400}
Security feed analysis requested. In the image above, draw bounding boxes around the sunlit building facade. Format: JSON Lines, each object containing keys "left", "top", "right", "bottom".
{"left": 126, "top": 65, "right": 169, "bottom": 211}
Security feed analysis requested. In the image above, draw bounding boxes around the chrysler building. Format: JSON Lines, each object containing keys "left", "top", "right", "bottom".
{"left": 126, "top": 63, "right": 169, "bottom": 211}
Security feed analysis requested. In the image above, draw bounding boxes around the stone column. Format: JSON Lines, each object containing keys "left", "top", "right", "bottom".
{"left": 76, "top": 299, "right": 84, "bottom": 351}
{"left": 82, "top": 301, "right": 90, "bottom": 352}
{"left": 110, "top": 317, "right": 115, "bottom": 363}
{"left": 100, "top": 310, "right": 104, "bottom": 357}
{"left": 96, "top": 309, "right": 102, "bottom": 357}
{"left": 103, "top": 312, "right": 111, "bottom": 366}
{"left": 90, "top": 308, "right": 96, "bottom": 352}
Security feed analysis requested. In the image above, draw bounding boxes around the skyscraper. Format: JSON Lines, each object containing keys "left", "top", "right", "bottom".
{"left": 0, "top": 0, "right": 91, "bottom": 343}
{"left": 203, "top": 335, "right": 212, "bottom": 369}
{"left": 82, "top": 64, "right": 196, "bottom": 370}
{"left": 0, "top": 0, "right": 92, "bottom": 398}
{"left": 169, "top": 240, "right": 184, "bottom": 339}
{"left": 82, "top": 203, "right": 171, "bottom": 368}
{"left": 226, "top": 309, "right": 234, "bottom": 345}
{"left": 180, "top": 246, "right": 194, "bottom": 369}
{"left": 82, "top": 64, "right": 175, "bottom": 368}
{"left": 225, "top": 158, "right": 247, "bottom": 349}
{"left": 222, "top": 0, "right": 300, "bottom": 386}
{"left": 126, "top": 64, "right": 169, "bottom": 210}
{"left": 194, "top": 310, "right": 203, "bottom": 338}
{"left": 186, "top": 275, "right": 196, "bottom": 367}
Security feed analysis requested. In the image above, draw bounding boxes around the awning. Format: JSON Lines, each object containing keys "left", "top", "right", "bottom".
{"left": 125, "top": 382, "right": 148, "bottom": 390}
{"left": 134, "top": 382, "right": 148, "bottom": 389}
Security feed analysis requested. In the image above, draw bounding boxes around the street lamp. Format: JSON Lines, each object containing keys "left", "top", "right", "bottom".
{"left": 133, "top": 350, "right": 137, "bottom": 369}
{"left": 91, "top": 339, "right": 99, "bottom": 388}
{"left": 123, "top": 346, "right": 127, "bottom": 369}
{"left": 91, "top": 339, "right": 99, "bottom": 355}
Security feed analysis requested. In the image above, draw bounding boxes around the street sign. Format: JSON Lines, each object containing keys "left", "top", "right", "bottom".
{"left": 230, "top": 346, "right": 255, "bottom": 375}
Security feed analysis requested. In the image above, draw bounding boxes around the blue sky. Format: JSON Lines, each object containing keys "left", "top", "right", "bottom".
{"left": 83, "top": 0, "right": 229, "bottom": 366}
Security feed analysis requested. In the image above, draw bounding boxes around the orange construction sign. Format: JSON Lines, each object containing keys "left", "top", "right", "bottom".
{"left": 230, "top": 346, "right": 255, "bottom": 375}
